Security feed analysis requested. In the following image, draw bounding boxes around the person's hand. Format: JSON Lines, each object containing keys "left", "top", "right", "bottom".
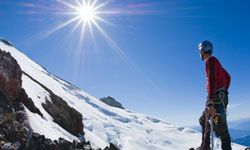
{"left": 206, "top": 98, "right": 215, "bottom": 106}
{"left": 207, "top": 106, "right": 216, "bottom": 117}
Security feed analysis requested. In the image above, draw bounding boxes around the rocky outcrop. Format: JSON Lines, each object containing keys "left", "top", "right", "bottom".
{"left": 0, "top": 49, "right": 120, "bottom": 149}
{"left": 0, "top": 90, "right": 31, "bottom": 149}
{"left": 0, "top": 91, "right": 96, "bottom": 150}
{"left": 42, "top": 97, "right": 84, "bottom": 136}
{"left": 23, "top": 72, "right": 84, "bottom": 136}
{"left": 18, "top": 88, "right": 43, "bottom": 117}
{"left": 25, "top": 133, "right": 93, "bottom": 150}
{"left": 0, "top": 50, "right": 85, "bottom": 149}
{"left": 0, "top": 50, "right": 40, "bottom": 149}
{"left": 0, "top": 50, "right": 42, "bottom": 117}
{"left": 0, "top": 39, "right": 13, "bottom": 46}
{"left": 0, "top": 89, "right": 119, "bottom": 149}
{"left": 0, "top": 50, "right": 22, "bottom": 98}
{"left": 100, "top": 96, "right": 124, "bottom": 109}
{"left": 104, "top": 143, "right": 120, "bottom": 150}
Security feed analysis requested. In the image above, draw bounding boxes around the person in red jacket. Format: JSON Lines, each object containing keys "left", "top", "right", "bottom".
{"left": 198, "top": 40, "right": 231, "bottom": 150}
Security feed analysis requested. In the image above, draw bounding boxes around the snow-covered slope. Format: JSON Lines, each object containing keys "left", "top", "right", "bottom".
{"left": 0, "top": 39, "right": 246, "bottom": 150}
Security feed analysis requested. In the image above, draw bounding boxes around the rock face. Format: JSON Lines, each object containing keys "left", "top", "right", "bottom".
{"left": 0, "top": 39, "right": 13, "bottom": 46}
{"left": 0, "top": 90, "right": 31, "bottom": 149}
{"left": 26, "top": 133, "right": 93, "bottom": 150}
{"left": 0, "top": 51, "right": 22, "bottom": 98}
{"left": 0, "top": 50, "right": 42, "bottom": 117}
{"left": 0, "top": 50, "right": 88, "bottom": 149}
{"left": 100, "top": 96, "right": 124, "bottom": 109}
{"left": 0, "top": 50, "right": 42, "bottom": 149}
{"left": 23, "top": 72, "right": 84, "bottom": 136}
{"left": 104, "top": 143, "right": 120, "bottom": 150}
{"left": 0, "top": 49, "right": 119, "bottom": 149}
{"left": 42, "top": 96, "right": 84, "bottom": 136}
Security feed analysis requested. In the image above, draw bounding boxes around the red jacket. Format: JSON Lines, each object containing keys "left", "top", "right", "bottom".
{"left": 205, "top": 56, "right": 231, "bottom": 99}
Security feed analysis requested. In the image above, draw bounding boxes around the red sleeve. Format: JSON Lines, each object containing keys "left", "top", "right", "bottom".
{"left": 206, "top": 58, "right": 217, "bottom": 99}
{"left": 223, "top": 68, "right": 231, "bottom": 90}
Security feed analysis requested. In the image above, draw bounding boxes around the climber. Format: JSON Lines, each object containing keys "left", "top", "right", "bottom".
{"left": 198, "top": 40, "right": 232, "bottom": 150}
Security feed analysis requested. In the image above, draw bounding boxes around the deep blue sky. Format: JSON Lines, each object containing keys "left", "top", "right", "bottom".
{"left": 0, "top": 0, "right": 250, "bottom": 126}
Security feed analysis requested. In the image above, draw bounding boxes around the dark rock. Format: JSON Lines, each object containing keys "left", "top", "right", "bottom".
{"left": 47, "top": 140, "right": 56, "bottom": 150}
{"left": 54, "top": 140, "right": 59, "bottom": 145}
{"left": 72, "top": 140, "right": 78, "bottom": 148}
{"left": 0, "top": 134, "right": 8, "bottom": 144}
{"left": 100, "top": 96, "right": 124, "bottom": 109}
{"left": 57, "top": 138, "right": 73, "bottom": 150}
{"left": 83, "top": 144, "right": 92, "bottom": 150}
{"left": 0, "top": 49, "right": 104, "bottom": 150}
{"left": 17, "top": 88, "right": 43, "bottom": 118}
{"left": 110, "top": 143, "right": 119, "bottom": 150}
{"left": 26, "top": 133, "right": 97, "bottom": 150}
{"left": 28, "top": 133, "right": 56, "bottom": 150}
{"left": 1, "top": 141, "right": 21, "bottom": 150}
{"left": 15, "top": 110, "right": 26, "bottom": 122}
{"left": 0, "top": 51, "right": 22, "bottom": 98}
{"left": 22, "top": 72, "right": 84, "bottom": 136}
{"left": 1, "top": 142, "right": 12, "bottom": 150}
{"left": 104, "top": 143, "right": 120, "bottom": 150}
{"left": 0, "top": 50, "right": 42, "bottom": 117}
{"left": 85, "top": 141, "right": 91, "bottom": 146}
{"left": 42, "top": 96, "right": 83, "bottom": 136}
{"left": 16, "top": 102, "right": 25, "bottom": 111}
{"left": 0, "top": 38, "right": 13, "bottom": 46}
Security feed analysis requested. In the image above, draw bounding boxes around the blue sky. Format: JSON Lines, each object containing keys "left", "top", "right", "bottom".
{"left": 0, "top": 0, "right": 250, "bottom": 126}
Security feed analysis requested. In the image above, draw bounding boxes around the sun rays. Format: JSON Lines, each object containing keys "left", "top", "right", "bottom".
{"left": 5, "top": 0, "right": 160, "bottom": 84}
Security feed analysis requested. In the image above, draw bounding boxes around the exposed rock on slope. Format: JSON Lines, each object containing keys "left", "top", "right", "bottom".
{"left": 23, "top": 72, "right": 84, "bottom": 136}
{"left": 0, "top": 50, "right": 22, "bottom": 98}
{"left": 0, "top": 50, "right": 42, "bottom": 117}
{"left": 0, "top": 90, "right": 31, "bottom": 149}
{"left": 0, "top": 38, "right": 13, "bottom": 46}
{"left": 100, "top": 96, "right": 124, "bottom": 109}
{"left": 0, "top": 49, "right": 119, "bottom": 150}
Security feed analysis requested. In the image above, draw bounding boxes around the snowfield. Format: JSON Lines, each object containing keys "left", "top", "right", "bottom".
{"left": 0, "top": 39, "right": 246, "bottom": 150}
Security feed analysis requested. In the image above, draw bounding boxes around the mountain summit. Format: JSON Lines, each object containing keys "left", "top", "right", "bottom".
{"left": 0, "top": 38, "right": 245, "bottom": 150}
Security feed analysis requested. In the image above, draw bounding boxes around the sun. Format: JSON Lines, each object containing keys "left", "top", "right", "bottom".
{"left": 52, "top": 0, "right": 142, "bottom": 66}
{"left": 54, "top": 0, "right": 108, "bottom": 34}
{"left": 41, "top": 0, "right": 155, "bottom": 83}
{"left": 76, "top": 4, "right": 96, "bottom": 22}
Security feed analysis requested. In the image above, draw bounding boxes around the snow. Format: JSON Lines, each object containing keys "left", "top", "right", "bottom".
{"left": 25, "top": 106, "right": 78, "bottom": 141}
{"left": 0, "top": 39, "right": 246, "bottom": 150}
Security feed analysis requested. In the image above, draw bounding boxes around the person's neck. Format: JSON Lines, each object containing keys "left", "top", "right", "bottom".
{"left": 204, "top": 54, "right": 211, "bottom": 61}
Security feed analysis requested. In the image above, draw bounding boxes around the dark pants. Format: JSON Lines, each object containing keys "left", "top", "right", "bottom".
{"left": 199, "top": 90, "right": 232, "bottom": 150}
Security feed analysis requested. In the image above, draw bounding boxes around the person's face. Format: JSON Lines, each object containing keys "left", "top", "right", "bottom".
{"left": 199, "top": 49, "right": 205, "bottom": 61}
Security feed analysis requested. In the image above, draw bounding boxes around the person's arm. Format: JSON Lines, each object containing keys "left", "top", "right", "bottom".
{"left": 206, "top": 58, "right": 217, "bottom": 100}
{"left": 223, "top": 68, "right": 231, "bottom": 91}
{"left": 206, "top": 58, "right": 217, "bottom": 117}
